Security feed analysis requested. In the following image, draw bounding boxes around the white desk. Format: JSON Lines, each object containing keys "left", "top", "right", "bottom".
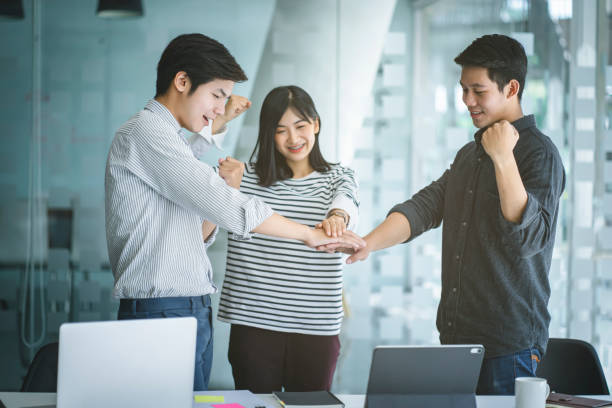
{"left": 1, "top": 392, "right": 610, "bottom": 408}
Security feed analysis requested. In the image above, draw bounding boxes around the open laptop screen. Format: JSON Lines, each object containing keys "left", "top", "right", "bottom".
{"left": 365, "top": 345, "right": 484, "bottom": 408}
{"left": 57, "top": 317, "right": 196, "bottom": 408}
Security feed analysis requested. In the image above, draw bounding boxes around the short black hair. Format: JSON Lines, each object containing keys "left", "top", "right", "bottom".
{"left": 155, "top": 33, "right": 247, "bottom": 97}
{"left": 454, "top": 34, "right": 527, "bottom": 100}
{"left": 249, "top": 86, "right": 333, "bottom": 187}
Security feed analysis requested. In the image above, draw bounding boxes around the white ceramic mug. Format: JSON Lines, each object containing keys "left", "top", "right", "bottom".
{"left": 515, "top": 377, "right": 550, "bottom": 408}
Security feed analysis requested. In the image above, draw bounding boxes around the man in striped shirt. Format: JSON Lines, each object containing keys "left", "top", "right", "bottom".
{"left": 105, "top": 33, "right": 365, "bottom": 391}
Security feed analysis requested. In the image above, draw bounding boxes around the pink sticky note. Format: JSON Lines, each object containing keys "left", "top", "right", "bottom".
{"left": 211, "top": 404, "right": 245, "bottom": 408}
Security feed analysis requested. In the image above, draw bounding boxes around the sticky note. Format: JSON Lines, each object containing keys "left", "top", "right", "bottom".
{"left": 194, "top": 395, "right": 225, "bottom": 403}
{"left": 212, "top": 404, "right": 245, "bottom": 408}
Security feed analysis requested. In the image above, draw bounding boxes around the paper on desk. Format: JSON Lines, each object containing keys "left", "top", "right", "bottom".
{"left": 193, "top": 390, "right": 273, "bottom": 408}
{"left": 195, "top": 395, "right": 225, "bottom": 403}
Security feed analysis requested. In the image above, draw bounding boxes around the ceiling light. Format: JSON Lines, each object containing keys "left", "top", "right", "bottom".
{"left": 96, "top": 0, "right": 143, "bottom": 19}
{"left": 0, "top": 0, "right": 24, "bottom": 20}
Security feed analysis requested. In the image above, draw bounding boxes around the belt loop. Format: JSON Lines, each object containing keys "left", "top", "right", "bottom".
{"left": 131, "top": 299, "right": 137, "bottom": 313}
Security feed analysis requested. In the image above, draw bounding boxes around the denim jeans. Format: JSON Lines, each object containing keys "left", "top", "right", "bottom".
{"left": 476, "top": 347, "right": 541, "bottom": 395}
{"left": 117, "top": 295, "right": 213, "bottom": 391}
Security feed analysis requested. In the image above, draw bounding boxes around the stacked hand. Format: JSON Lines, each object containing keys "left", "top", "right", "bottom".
{"left": 315, "top": 215, "right": 347, "bottom": 238}
{"left": 305, "top": 228, "right": 366, "bottom": 253}
{"left": 314, "top": 238, "right": 373, "bottom": 263}
{"left": 218, "top": 157, "right": 244, "bottom": 189}
{"left": 313, "top": 213, "right": 367, "bottom": 254}
{"left": 345, "top": 245, "right": 371, "bottom": 263}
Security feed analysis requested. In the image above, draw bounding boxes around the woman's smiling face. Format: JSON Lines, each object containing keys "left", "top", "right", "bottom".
{"left": 273, "top": 107, "right": 319, "bottom": 166}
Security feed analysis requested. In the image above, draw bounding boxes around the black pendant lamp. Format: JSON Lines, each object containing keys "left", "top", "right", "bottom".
{"left": 0, "top": 0, "right": 25, "bottom": 20}
{"left": 96, "top": 0, "right": 143, "bottom": 18}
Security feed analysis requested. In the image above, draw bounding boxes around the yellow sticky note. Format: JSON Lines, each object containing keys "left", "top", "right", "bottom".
{"left": 194, "top": 395, "right": 225, "bottom": 403}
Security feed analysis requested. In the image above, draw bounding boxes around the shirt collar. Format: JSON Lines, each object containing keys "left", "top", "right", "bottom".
{"left": 145, "top": 99, "right": 182, "bottom": 133}
{"left": 473, "top": 114, "right": 535, "bottom": 145}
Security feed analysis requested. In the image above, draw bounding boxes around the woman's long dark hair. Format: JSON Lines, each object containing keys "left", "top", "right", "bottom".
{"left": 249, "top": 85, "right": 333, "bottom": 186}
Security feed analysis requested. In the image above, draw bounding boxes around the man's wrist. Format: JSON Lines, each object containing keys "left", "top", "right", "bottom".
{"left": 212, "top": 120, "right": 227, "bottom": 135}
{"left": 362, "top": 234, "right": 376, "bottom": 253}
{"left": 492, "top": 153, "right": 516, "bottom": 170}
{"left": 300, "top": 224, "right": 313, "bottom": 243}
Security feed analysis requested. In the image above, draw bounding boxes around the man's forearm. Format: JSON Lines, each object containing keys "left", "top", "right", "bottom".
{"left": 365, "top": 212, "right": 412, "bottom": 251}
{"left": 344, "top": 212, "right": 412, "bottom": 264}
{"left": 493, "top": 156, "right": 528, "bottom": 223}
{"left": 252, "top": 213, "right": 311, "bottom": 242}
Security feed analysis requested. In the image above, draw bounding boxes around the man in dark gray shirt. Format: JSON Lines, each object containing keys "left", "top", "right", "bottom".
{"left": 329, "top": 35, "right": 565, "bottom": 394}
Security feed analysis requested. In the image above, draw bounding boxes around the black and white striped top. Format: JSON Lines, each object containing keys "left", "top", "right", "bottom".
{"left": 105, "top": 100, "right": 273, "bottom": 299}
{"left": 218, "top": 163, "right": 359, "bottom": 335}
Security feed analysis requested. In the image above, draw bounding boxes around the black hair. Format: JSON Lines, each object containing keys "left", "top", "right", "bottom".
{"left": 155, "top": 33, "right": 247, "bottom": 97}
{"left": 249, "top": 86, "right": 333, "bottom": 186}
{"left": 454, "top": 34, "right": 527, "bottom": 100}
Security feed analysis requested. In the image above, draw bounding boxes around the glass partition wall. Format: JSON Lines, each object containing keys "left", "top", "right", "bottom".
{"left": 338, "top": 0, "right": 611, "bottom": 393}
{"left": 0, "top": 0, "right": 609, "bottom": 393}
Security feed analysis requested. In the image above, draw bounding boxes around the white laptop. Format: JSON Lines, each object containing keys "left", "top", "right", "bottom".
{"left": 364, "top": 345, "right": 484, "bottom": 408}
{"left": 57, "top": 317, "right": 197, "bottom": 408}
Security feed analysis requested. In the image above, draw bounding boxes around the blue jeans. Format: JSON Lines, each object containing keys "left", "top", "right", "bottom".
{"left": 117, "top": 295, "right": 214, "bottom": 391}
{"left": 476, "top": 347, "right": 541, "bottom": 395}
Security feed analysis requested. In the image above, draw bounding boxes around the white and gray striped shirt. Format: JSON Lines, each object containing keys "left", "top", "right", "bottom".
{"left": 218, "top": 163, "right": 359, "bottom": 335}
{"left": 105, "top": 99, "right": 273, "bottom": 299}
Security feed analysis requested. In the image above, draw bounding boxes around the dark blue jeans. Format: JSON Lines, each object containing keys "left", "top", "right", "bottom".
{"left": 476, "top": 347, "right": 541, "bottom": 395}
{"left": 118, "top": 295, "right": 213, "bottom": 391}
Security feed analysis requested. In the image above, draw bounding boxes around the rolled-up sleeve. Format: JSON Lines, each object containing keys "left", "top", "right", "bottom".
{"left": 115, "top": 122, "right": 273, "bottom": 239}
{"left": 330, "top": 167, "right": 360, "bottom": 231}
{"left": 388, "top": 169, "right": 449, "bottom": 242}
{"left": 330, "top": 194, "right": 359, "bottom": 231}
{"left": 494, "top": 150, "right": 565, "bottom": 258}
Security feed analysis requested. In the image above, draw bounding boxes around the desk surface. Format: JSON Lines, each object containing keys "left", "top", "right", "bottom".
{"left": 1, "top": 392, "right": 611, "bottom": 408}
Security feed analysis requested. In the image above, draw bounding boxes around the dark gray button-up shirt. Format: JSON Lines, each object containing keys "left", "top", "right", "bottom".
{"left": 390, "top": 115, "right": 565, "bottom": 358}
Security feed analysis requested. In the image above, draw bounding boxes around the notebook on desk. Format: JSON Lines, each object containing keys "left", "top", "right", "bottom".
{"left": 57, "top": 317, "right": 197, "bottom": 408}
{"left": 546, "top": 393, "right": 612, "bottom": 407}
{"left": 273, "top": 390, "right": 344, "bottom": 408}
{"left": 364, "top": 344, "right": 484, "bottom": 408}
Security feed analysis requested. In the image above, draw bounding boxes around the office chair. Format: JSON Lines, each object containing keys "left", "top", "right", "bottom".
{"left": 21, "top": 342, "right": 59, "bottom": 392}
{"left": 537, "top": 338, "right": 610, "bottom": 395}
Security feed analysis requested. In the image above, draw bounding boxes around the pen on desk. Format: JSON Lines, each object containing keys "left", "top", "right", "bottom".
{"left": 272, "top": 393, "right": 286, "bottom": 408}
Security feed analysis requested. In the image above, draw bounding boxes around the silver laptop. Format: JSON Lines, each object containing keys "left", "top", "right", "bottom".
{"left": 57, "top": 317, "right": 197, "bottom": 408}
{"left": 365, "top": 345, "right": 484, "bottom": 408}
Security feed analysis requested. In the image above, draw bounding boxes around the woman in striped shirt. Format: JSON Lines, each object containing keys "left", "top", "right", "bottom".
{"left": 218, "top": 86, "right": 359, "bottom": 393}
